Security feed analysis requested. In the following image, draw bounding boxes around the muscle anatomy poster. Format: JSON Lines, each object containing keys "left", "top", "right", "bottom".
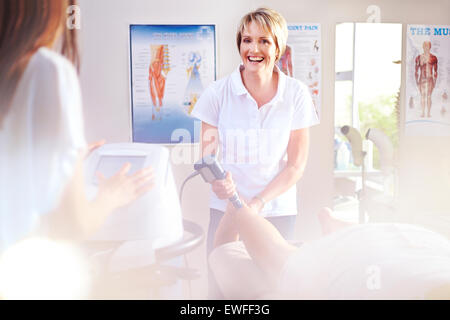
{"left": 406, "top": 25, "right": 450, "bottom": 136}
{"left": 130, "top": 25, "right": 216, "bottom": 143}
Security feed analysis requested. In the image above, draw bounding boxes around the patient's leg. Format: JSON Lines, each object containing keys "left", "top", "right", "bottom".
{"left": 209, "top": 241, "right": 275, "bottom": 299}
{"left": 215, "top": 203, "right": 297, "bottom": 283}
{"left": 213, "top": 209, "right": 239, "bottom": 248}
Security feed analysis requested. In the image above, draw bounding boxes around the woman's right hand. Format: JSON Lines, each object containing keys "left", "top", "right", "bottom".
{"left": 46, "top": 152, "right": 155, "bottom": 239}
{"left": 95, "top": 164, "right": 155, "bottom": 214}
{"left": 211, "top": 171, "right": 236, "bottom": 200}
{"left": 74, "top": 163, "right": 155, "bottom": 236}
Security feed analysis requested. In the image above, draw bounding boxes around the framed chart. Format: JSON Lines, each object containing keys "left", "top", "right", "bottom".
{"left": 279, "top": 23, "right": 321, "bottom": 119}
{"left": 129, "top": 24, "right": 216, "bottom": 144}
{"left": 405, "top": 25, "right": 450, "bottom": 136}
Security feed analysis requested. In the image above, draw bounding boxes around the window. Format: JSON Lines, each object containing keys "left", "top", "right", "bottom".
{"left": 334, "top": 23, "right": 402, "bottom": 172}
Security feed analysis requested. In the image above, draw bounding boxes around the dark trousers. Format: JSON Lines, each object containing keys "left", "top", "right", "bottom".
{"left": 206, "top": 208, "right": 297, "bottom": 299}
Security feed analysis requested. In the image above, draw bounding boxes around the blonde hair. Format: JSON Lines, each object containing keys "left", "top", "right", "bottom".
{"left": 236, "top": 8, "right": 288, "bottom": 62}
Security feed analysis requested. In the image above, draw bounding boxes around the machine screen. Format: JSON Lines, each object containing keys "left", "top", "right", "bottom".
{"left": 94, "top": 155, "right": 147, "bottom": 183}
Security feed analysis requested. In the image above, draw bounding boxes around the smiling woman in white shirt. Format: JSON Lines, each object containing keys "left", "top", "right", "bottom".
{"left": 191, "top": 7, "right": 319, "bottom": 297}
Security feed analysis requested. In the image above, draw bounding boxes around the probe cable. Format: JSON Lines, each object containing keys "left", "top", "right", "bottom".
{"left": 178, "top": 171, "right": 200, "bottom": 298}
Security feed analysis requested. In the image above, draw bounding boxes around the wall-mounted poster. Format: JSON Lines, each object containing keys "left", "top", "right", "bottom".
{"left": 405, "top": 25, "right": 450, "bottom": 136}
{"left": 129, "top": 25, "right": 216, "bottom": 144}
{"left": 278, "top": 23, "right": 321, "bottom": 119}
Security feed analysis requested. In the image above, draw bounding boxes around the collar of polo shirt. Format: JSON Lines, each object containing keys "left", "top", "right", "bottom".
{"left": 231, "top": 64, "right": 286, "bottom": 104}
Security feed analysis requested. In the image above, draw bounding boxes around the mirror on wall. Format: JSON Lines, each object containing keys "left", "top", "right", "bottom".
{"left": 333, "top": 23, "right": 402, "bottom": 223}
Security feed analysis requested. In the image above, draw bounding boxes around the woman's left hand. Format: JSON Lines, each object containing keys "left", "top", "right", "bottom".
{"left": 247, "top": 197, "right": 264, "bottom": 214}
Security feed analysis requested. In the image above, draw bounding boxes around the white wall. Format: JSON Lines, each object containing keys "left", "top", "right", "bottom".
{"left": 77, "top": 0, "right": 450, "bottom": 298}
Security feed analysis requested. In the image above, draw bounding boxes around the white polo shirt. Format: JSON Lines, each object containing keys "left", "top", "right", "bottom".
{"left": 192, "top": 65, "right": 319, "bottom": 217}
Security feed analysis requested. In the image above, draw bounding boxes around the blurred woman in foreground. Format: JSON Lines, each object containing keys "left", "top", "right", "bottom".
{"left": 0, "top": 0, "right": 154, "bottom": 253}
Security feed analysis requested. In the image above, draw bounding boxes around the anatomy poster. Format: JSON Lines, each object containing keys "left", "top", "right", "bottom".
{"left": 130, "top": 25, "right": 216, "bottom": 144}
{"left": 405, "top": 25, "right": 450, "bottom": 136}
{"left": 278, "top": 23, "right": 321, "bottom": 119}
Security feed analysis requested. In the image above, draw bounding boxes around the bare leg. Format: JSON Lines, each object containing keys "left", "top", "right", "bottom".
{"left": 214, "top": 203, "right": 297, "bottom": 282}
{"left": 213, "top": 209, "right": 239, "bottom": 248}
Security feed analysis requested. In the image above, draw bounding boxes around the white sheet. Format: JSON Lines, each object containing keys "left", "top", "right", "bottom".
{"left": 279, "top": 223, "right": 450, "bottom": 299}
